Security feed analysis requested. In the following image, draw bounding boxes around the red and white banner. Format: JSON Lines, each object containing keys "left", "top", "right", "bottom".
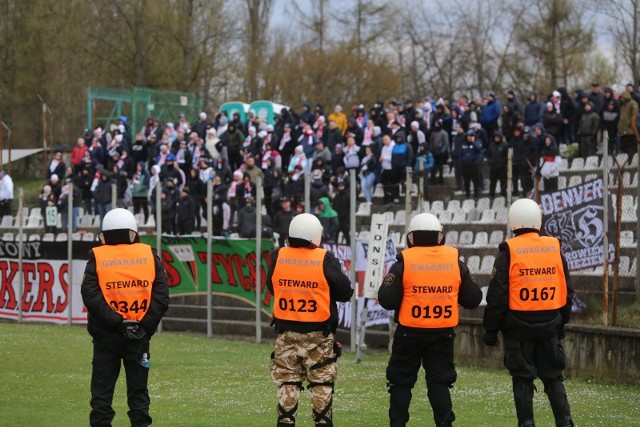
{"left": 325, "top": 238, "right": 398, "bottom": 328}
{"left": 0, "top": 259, "right": 88, "bottom": 324}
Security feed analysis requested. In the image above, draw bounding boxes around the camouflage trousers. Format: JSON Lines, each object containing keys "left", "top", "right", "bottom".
{"left": 270, "top": 331, "right": 337, "bottom": 426}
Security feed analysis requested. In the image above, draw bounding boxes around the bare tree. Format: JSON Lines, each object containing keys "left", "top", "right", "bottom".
{"left": 400, "top": 0, "right": 469, "bottom": 100}
{"left": 597, "top": 0, "right": 640, "bottom": 85}
{"left": 289, "top": 0, "right": 331, "bottom": 52}
{"left": 333, "top": 0, "right": 390, "bottom": 99}
{"left": 515, "top": 0, "right": 593, "bottom": 92}
{"left": 243, "top": 0, "right": 273, "bottom": 100}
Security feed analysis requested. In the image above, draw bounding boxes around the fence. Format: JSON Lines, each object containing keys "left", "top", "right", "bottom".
{"left": 2, "top": 148, "right": 640, "bottom": 330}
{"left": 87, "top": 87, "right": 202, "bottom": 139}
{"left": 0, "top": 172, "right": 368, "bottom": 348}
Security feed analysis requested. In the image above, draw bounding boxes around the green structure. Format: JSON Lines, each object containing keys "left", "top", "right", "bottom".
{"left": 249, "top": 100, "right": 290, "bottom": 125}
{"left": 220, "top": 101, "right": 250, "bottom": 123}
{"left": 87, "top": 87, "right": 201, "bottom": 136}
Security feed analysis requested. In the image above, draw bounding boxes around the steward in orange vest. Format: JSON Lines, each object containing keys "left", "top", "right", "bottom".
{"left": 81, "top": 209, "right": 169, "bottom": 427}
{"left": 483, "top": 198, "right": 574, "bottom": 427}
{"left": 267, "top": 213, "right": 352, "bottom": 427}
{"left": 379, "top": 213, "right": 481, "bottom": 427}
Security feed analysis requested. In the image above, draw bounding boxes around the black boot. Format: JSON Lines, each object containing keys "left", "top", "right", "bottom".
{"left": 427, "top": 383, "right": 455, "bottom": 427}
{"left": 555, "top": 416, "right": 574, "bottom": 427}
{"left": 543, "top": 379, "right": 572, "bottom": 427}
{"left": 513, "top": 378, "right": 535, "bottom": 427}
{"left": 389, "top": 385, "right": 412, "bottom": 427}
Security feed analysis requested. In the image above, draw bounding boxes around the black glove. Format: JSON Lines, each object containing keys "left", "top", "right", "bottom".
{"left": 122, "top": 320, "right": 146, "bottom": 341}
{"left": 483, "top": 331, "right": 498, "bottom": 347}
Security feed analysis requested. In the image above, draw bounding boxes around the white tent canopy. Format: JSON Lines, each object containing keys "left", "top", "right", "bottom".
{"left": 1, "top": 148, "right": 44, "bottom": 165}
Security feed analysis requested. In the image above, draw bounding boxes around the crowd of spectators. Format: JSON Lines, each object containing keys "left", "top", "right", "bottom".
{"left": 37, "top": 81, "right": 640, "bottom": 242}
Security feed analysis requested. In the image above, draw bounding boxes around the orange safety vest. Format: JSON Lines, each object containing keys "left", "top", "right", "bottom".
{"left": 507, "top": 233, "right": 567, "bottom": 311}
{"left": 271, "top": 247, "right": 331, "bottom": 323}
{"left": 398, "top": 246, "right": 461, "bottom": 328}
{"left": 94, "top": 243, "right": 156, "bottom": 321}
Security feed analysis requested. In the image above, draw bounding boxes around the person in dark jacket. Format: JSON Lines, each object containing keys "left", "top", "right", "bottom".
{"left": 273, "top": 196, "right": 296, "bottom": 247}
{"left": 483, "top": 198, "right": 574, "bottom": 427}
{"left": 542, "top": 102, "right": 563, "bottom": 143}
{"left": 237, "top": 197, "right": 258, "bottom": 238}
{"left": 48, "top": 151, "right": 67, "bottom": 180}
{"left": 187, "top": 168, "right": 206, "bottom": 229}
{"left": 237, "top": 172, "right": 257, "bottom": 204}
{"left": 459, "top": 130, "right": 483, "bottom": 199}
{"left": 505, "top": 90, "right": 522, "bottom": 114}
{"left": 481, "top": 93, "right": 501, "bottom": 139}
{"left": 379, "top": 213, "right": 482, "bottom": 427}
{"left": 429, "top": 119, "right": 449, "bottom": 185}
{"left": 510, "top": 125, "right": 536, "bottom": 198}
{"left": 81, "top": 208, "right": 169, "bottom": 427}
{"left": 588, "top": 82, "right": 605, "bottom": 114}
{"left": 486, "top": 130, "right": 509, "bottom": 203}
{"left": 300, "top": 102, "right": 314, "bottom": 125}
{"left": 111, "top": 164, "right": 129, "bottom": 209}
{"left": 451, "top": 123, "right": 466, "bottom": 193}
{"left": 175, "top": 187, "right": 197, "bottom": 235}
{"left": 332, "top": 181, "right": 351, "bottom": 245}
{"left": 77, "top": 166, "right": 95, "bottom": 216}
{"left": 93, "top": 171, "right": 113, "bottom": 223}
{"left": 227, "top": 122, "right": 245, "bottom": 171}
{"left": 192, "top": 112, "right": 210, "bottom": 140}
{"left": 501, "top": 103, "right": 521, "bottom": 142}
{"left": 576, "top": 102, "right": 600, "bottom": 158}
{"left": 602, "top": 100, "right": 620, "bottom": 155}
{"left": 211, "top": 181, "right": 231, "bottom": 236}
{"left": 58, "top": 177, "right": 82, "bottom": 232}
{"left": 524, "top": 92, "right": 545, "bottom": 127}
{"left": 267, "top": 213, "right": 353, "bottom": 427}
{"left": 160, "top": 189, "right": 176, "bottom": 235}
{"left": 309, "top": 169, "right": 330, "bottom": 208}
{"left": 557, "top": 87, "right": 576, "bottom": 145}
{"left": 131, "top": 162, "right": 150, "bottom": 225}
{"left": 130, "top": 134, "right": 149, "bottom": 165}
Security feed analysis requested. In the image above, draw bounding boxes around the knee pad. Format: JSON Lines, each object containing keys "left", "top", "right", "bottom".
{"left": 307, "top": 382, "right": 334, "bottom": 425}
{"left": 277, "top": 382, "right": 304, "bottom": 424}
{"left": 542, "top": 377, "right": 565, "bottom": 395}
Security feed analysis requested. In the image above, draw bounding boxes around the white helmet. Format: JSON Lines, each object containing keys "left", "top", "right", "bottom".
{"left": 102, "top": 208, "right": 138, "bottom": 233}
{"left": 508, "top": 198, "right": 541, "bottom": 231}
{"left": 407, "top": 213, "right": 443, "bottom": 246}
{"left": 289, "top": 213, "right": 323, "bottom": 246}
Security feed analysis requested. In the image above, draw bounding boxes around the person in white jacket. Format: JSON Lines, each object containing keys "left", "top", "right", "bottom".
{"left": 538, "top": 135, "right": 562, "bottom": 193}
{"left": 0, "top": 171, "right": 13, "bottom": 217}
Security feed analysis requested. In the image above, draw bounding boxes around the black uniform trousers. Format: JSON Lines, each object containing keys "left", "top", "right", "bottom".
{"left": 503, "top": 335, "right": 572, "bottom": 427}
{"left": 386, "top": 327, "right": 457, "bottom": 427}
{"left": 90, "top": 337, "right": 151, "bottom": 427}
{"left": 489, "top": 166, "right": 507, "bottom": 200}
{"left": 460, "top": 163, "right": 480, "bottom": 199}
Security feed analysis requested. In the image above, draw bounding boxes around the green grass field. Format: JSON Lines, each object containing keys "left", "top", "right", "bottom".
{"left": 1, "top": 322, "right": 639, "bottom": 426}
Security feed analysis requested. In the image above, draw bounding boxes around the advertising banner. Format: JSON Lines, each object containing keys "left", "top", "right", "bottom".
{"left": 540, "top": 178, "right": 614, "bottom": 271}
{"left": 0, "top": 237, "right": 275, "bottom": 323}
{"left": 139, "top": 236, "right": 275, "bottom": 313}
{"left": 0, "top": 235, "right": 398, "bottom": 327}
{"left": 325, "top": 238, "right": 397, "bottom": 328}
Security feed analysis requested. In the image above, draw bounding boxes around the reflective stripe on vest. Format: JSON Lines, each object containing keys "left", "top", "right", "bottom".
{"left": 399, "top": 246, "right": 461, "bottom": 328}
{"left": 507, "top": 233, "right": 566, "bottom": 311}
{"left": 271, "top": 247, "right": 330, "bottom": 323}
{"left": 94, "top": 243, "right": 155, "bottom": 321}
